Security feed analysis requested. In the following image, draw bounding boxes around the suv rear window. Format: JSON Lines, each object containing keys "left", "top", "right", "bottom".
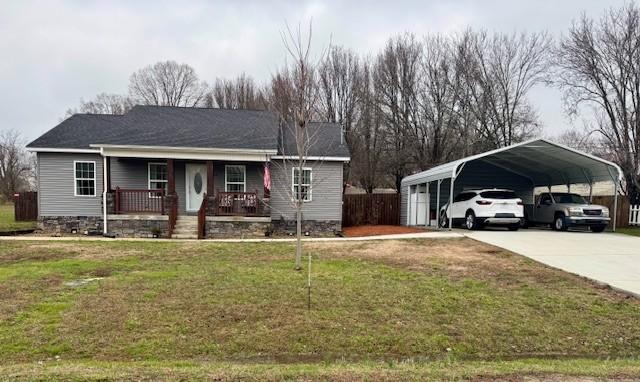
{"left": 479, "top": 191, "right": 517, "bottom": 199}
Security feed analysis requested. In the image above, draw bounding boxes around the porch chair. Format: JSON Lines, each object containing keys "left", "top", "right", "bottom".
{"left": 218, "top": 193, "right": 234, "bottom": 214}
{"left": 243, "top": 193, "right": 258, "bottom": 215}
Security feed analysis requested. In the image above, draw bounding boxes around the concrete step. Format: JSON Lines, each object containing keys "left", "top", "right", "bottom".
{"left": 172, "top": 216, "right": 198, "bottom": 239}
{"left": 171, "top": 233, "right": 198, "bottom": 239}
{"left": 173, "top": 228, "right": 196, "bottom": 233}
{"left": 174, "top": 224, "right": 197, "bottom": 229}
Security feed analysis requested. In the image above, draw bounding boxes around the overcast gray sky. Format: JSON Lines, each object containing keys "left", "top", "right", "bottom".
{"left": 0, "top": 0, "right": 625, "bottom": 142}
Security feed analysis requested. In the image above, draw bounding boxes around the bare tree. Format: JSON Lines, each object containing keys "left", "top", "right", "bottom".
{"left": 462, "top": 30, "right": 549, "bottom": 149}
{"left": 0, "top": 130, "right": 32, "bottom": 201}
{"left": 351, "top": 59, "right": 384, "bottom": 193}
{"left": 65, "top": 93, "right": 133, "bottom": 117}
{"left": 554, "top": 3, "right": 640, "bottom": 202}
{"left": 265, "top": 68, "right": 295, "bottom": 122}
{"left": 209, "top": 73, "right": 268, "bottom": 109}
{"left": 268, "top": 22, "right": 325, "bottom": 271}
{"left": 318, "top": 46, "right": 363, "bottom": 184}
{"left": 412, "top": 35, "right": 464, "bottom": 169}
{"left": 374, "top": 34, "right": 422, "bottom": 191}
{"left": 129, "top": 61, "right": 209, "bottom": 107}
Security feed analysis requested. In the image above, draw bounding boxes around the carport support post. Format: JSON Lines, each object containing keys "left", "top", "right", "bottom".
{"left": 613, "top": 181, "right": 618, "bottom": 232}
{"left": 448, "top": 176, "right": 455, "bottom": 231}
{"left": 406, "top": 185, "right": 412, "bottom": 226}
{"left": 425, "top": 182, "right": 430, "bottom": 227}
{"left": 436, "top": 180, "right": 441, "bottom": 231}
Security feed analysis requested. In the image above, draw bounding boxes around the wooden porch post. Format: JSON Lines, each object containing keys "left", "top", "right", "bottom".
{"left": 106, "top": 157, "right": 112, "bottom": 191}
{"left": 207, "top": 160, "right": 214, "bottom": 196}
{"left": 167, "top": 159, "right": 175, "bottom": 195}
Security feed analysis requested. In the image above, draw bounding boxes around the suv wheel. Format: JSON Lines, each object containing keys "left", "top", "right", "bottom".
{"left": 465, "top": 211, "right": 478, "bottom": 230}
{"left": 553, "top": 214, "right": 568, "bottom": 231}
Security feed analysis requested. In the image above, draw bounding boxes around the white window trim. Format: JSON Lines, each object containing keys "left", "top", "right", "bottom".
{"left": 147, "top": 162, "right": 168, "bottom": 198}
{"left": 73, "top": 160, "right": 97, "bottom": 197}
{"left": 224, "top": 165, "right": 246, "bottom": 193}
{"left": 291, "top": 167, "right": 313, "bottom": 202}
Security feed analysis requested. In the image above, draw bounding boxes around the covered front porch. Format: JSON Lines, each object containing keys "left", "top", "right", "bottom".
{"left": 97, "top": 144, "right": 276, "bottom": 238}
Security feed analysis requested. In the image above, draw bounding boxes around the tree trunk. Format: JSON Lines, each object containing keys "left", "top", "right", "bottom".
{"left": 295, "top": 206, "right": 302, "bottom": 270}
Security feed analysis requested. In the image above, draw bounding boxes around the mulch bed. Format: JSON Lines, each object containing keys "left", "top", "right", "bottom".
{"left": 342, "top": 225, "right": 430, "bottom": 237}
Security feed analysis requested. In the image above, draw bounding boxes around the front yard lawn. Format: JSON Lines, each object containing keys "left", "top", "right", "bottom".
{"left": 1, "top": 238, "right": 640, "bottom": 380}
{"left": 617, "top": 227, "right": 640, "bottom": 237}
{"left": 0, "top": 203, "right": 36, "bottom": 232}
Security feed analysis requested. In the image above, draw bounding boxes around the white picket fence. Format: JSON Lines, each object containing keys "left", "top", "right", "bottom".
{"left": 631, "top": 204, "right": 640, "bottom": 226}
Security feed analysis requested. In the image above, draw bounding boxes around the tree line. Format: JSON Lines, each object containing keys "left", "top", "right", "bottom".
{"left": 2, "top": 2, "right": 639, "bottom": 203}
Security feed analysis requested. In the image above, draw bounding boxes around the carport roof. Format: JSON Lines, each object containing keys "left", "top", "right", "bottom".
{"left": 401, "top": 139, "right": 622, "bottom": 187}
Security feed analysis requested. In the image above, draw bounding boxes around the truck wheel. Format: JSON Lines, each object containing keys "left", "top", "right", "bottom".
{"left": 591, "top": 225, "right": 606, "bottom": 233}
{"left": 553, "top": 214, "right": 568, "bottom": 231}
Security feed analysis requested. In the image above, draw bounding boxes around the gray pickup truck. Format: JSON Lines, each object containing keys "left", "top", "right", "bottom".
{"left": 526, "top": 192, "right": 610, "bottom": 232}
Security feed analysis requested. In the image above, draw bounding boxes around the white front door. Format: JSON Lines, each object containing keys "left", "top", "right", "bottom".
{"left": 185, "top": 163, "right": 207, "bottom": 211}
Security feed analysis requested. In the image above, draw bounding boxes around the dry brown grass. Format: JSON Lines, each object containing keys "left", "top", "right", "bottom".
{"left": 308, "top": 238, "right": 628, "bottom": 299}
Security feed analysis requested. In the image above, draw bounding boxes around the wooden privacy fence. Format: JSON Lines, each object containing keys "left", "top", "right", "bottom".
{"left": 342, "top": 193, "right": 399, "bottom": 227}
{"left": 13, "top": 192, "right": 37, "bottom": 221}
{"left": 630, "top": 204, "right": 640, "bottom": 226}
{"left": 591, "top": 195, "right": 631, "bottom": 228}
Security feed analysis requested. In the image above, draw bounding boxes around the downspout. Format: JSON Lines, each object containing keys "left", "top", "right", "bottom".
{"left": 607, "top": 166, "right": 620, "bottom": 232}
{"left": 101, "top": 148, "right": 108, "bottom": 235}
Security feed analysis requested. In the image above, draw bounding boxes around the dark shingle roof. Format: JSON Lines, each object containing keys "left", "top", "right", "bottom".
{"left": 27, "top": 114, "right": 127, "bottom": 150}
{"left": 27, "top": 105, "right": 350, "bottom": 158}
{"left": 280, "top": 122, "right": 350, "bottom": 157}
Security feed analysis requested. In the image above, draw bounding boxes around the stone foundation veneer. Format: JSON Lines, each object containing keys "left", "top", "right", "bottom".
{"left": 39, "top": 215, "right": 341, "bottom": 238}
{"left": 271, "top": 219, "right": 341, "bottom": 237}
{"left": 205, "top": 216, "right": 271, "bottom": 238}
{"left": 107, "top": 215, "right": 169, "bottom": 238}
{"left": 38, "top": 216, "right": 103, "bottom": 235}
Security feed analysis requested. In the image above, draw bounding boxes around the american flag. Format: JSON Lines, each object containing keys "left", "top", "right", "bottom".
{"left": 263, "top": 162, "right": 271, "bottom": 196}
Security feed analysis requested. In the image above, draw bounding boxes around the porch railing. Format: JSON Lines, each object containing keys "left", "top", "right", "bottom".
{"left": 114, "top": 187, "right": 165, "bottom": 214}
{"left": 214, "top": 191, "right": 266, "bottom": 217}
{"left": 197, "top": 193, "right": 208, "bottom": 239}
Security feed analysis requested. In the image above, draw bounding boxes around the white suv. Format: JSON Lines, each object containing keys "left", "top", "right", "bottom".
{"left": 439, "top": 189, "right": 524, "bottom": 230}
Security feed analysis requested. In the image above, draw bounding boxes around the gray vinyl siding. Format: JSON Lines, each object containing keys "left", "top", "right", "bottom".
{"left": 269, "top": 160, "right": 344, "bottom": 221}
{"left": 110, "top": 158, "right": 148, "bottom": 189}
{"left": 37, "top": 152, "right": 104, "bottom": 217}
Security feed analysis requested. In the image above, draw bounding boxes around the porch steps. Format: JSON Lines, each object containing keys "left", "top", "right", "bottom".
{"left": 171, "top": 216, "right": 198, "bottom": 239}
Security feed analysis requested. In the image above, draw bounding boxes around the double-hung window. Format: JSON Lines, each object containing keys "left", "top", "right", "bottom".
{"left": 292, "top": 167, "right": 312, "bottom": 202}
{"left": 148, "top": 163, "right": 168, "bottom": 196}
{"left": 225, "top": 165, "right": 246, "bottom": 193}
{"left": 74, "top": 161, "right": 96, "bottom": 196}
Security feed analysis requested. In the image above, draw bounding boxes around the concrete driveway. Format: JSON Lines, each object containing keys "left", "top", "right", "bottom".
{"left": 464, "top": 229, "right": 640, "bottom": 297}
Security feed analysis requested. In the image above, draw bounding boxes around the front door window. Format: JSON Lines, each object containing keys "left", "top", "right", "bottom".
{"left": 186, "top": 164, "right": 207, "bottom": 211}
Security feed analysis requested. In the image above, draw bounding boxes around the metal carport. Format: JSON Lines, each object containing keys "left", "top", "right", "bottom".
{"left": 400, "top": 138, "right": 623, "bottom": 231}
